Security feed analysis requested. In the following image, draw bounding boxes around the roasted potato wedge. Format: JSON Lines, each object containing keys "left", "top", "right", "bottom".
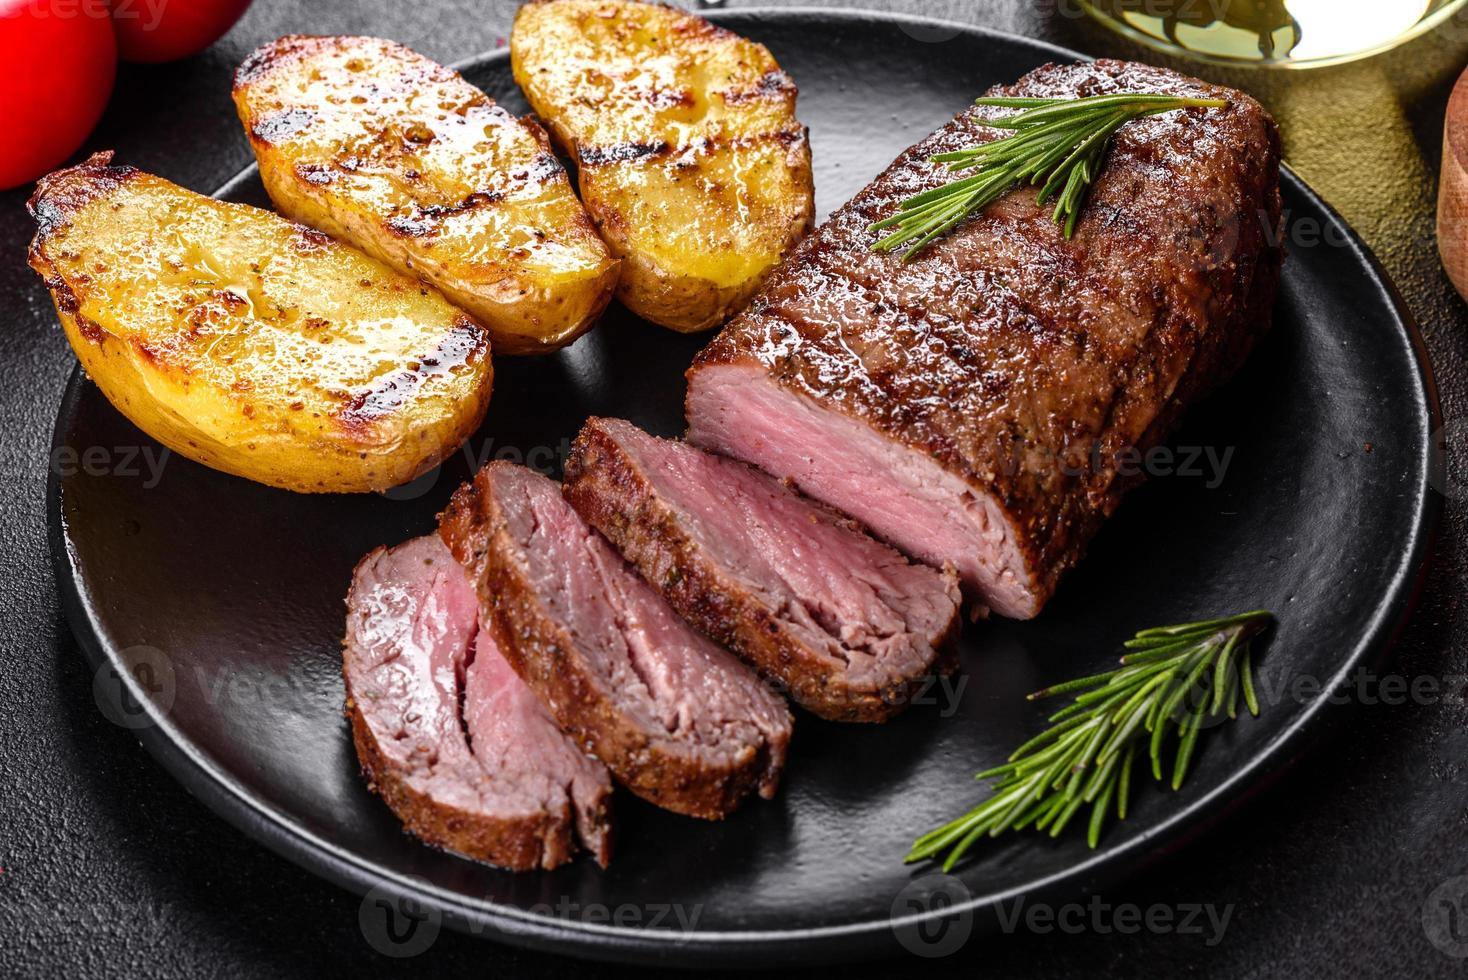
{"left": 511, "top": 0, "right": 815, "bottom": 332}
{"left": 28, "top": 154, "right": 494, "bottom": 494}
{"left": 234, "top": 35, "right": 619, "bottom": 355}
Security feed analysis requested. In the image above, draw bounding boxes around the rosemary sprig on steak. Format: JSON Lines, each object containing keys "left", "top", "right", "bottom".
{"left": 870, "top": 92, "right": 1228, "bottom": 261}
{"left": 908, "top": 610, "right": 1273, "bottom": 869}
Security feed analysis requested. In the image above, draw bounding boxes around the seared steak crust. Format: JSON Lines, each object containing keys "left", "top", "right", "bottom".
{"left": 688, "top": 60, "right": 1283, "bottom": 618}
{"left": 439, "top": 463, "right": 792, "bottom": 820}
{"left": 563, "top": 417, "right": 961, "bottom": 722}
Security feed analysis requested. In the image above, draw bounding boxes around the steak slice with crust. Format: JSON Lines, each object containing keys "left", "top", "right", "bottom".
{"left": 439, "top": 462, "right": 792, "bottom": 820}
{"left": 686, "top": 59, "right": 1283, "bottom": 619}
{"left": 343, "top": 534, "right": 612, "bottom": 869}
{"left": 563, "top": 417, "right": 962, "bottom": 722}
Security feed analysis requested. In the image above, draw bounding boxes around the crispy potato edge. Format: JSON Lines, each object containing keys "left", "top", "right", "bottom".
{"left": 27, "top": 154, "right": 495, "bottom": 494}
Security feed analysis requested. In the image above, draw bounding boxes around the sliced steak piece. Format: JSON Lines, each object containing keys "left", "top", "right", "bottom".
{"left": 343, "top": 534, "right": 613, "bottom": 869}
{"left": 439, "top": 462, "right": 793, "bottom": 820}
{"left": 461, "top": 625, "right": 614, "bottom": 865}
{"left": 562, "top": 417, "right": 962, "bottom": 722}
{"left": 686, "top": 59, "right": 1284, "bottom": 619}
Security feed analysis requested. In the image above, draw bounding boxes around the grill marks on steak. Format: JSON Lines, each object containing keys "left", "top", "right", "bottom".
{"left": 440, "top": 462, "right": 792, "bottom": 820}
{"left": 563, "top": 417, "right": 961, "bottom": 722}
{"left": 687, "top": 59, "right": 1283, "bottom": 619}
{"left": 343, "top": 534, "right": 612, "bottom": 869}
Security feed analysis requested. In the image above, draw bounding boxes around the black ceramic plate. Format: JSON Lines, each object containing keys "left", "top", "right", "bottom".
{"left": 50, "top": 8, "right": 1439, "bottom": 968}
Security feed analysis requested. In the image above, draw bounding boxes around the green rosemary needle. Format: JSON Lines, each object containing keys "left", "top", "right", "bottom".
{"left": 869, "top": 92, "right": 1228, "bottom": 261}
{"left": 907, "top": 610, "right": 1272, "bottom": 871}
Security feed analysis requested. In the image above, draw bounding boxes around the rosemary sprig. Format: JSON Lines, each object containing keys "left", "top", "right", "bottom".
{"left": 907, "top": 610, "right": 1272, "bottom": 871}
{"left": 870, "top": 92, "right": 1228, "bottom": 261}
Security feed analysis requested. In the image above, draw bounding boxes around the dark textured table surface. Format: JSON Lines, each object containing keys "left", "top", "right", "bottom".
{"left": 5, "top": 1, "right": 1468, "bottom": 977}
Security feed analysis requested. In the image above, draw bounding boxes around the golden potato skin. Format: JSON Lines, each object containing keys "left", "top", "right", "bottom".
{"left": 234, "top": 35, "right": 619, "bottom": 355}
{"left": 511, "top": 0, "right": 815, "bottom": 333}
{"left": 27, "top": 154, "right": 494, "bottom": 494}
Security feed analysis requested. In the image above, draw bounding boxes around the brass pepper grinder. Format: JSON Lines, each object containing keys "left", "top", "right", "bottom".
{"left": 1438, "top": 64, "right": 1468, "bottom": 301}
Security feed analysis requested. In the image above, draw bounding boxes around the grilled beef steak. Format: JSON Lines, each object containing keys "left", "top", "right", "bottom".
{"left": 343, "top": 534, "right": 613, "bottom": 869}
{"left": 686, "top": 60, "right": 1283, "bottom": 618}
{"left": 439, "top": 462, "right": 793, "bottom": 819}
{"left": 563, "top": 417, "right": 962, "bottom": 722}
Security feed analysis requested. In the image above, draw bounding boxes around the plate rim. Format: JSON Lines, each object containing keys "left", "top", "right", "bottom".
{"left": 47, "top": 7, "right": 1444, "bottom": 967}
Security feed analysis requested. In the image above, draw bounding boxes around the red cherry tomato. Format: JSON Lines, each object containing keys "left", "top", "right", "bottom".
{"left": 109, "top": 0, "right": 252, "bottom": 63}
{"left": 0, "top": 0, "right": 116, "bottom": 190}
